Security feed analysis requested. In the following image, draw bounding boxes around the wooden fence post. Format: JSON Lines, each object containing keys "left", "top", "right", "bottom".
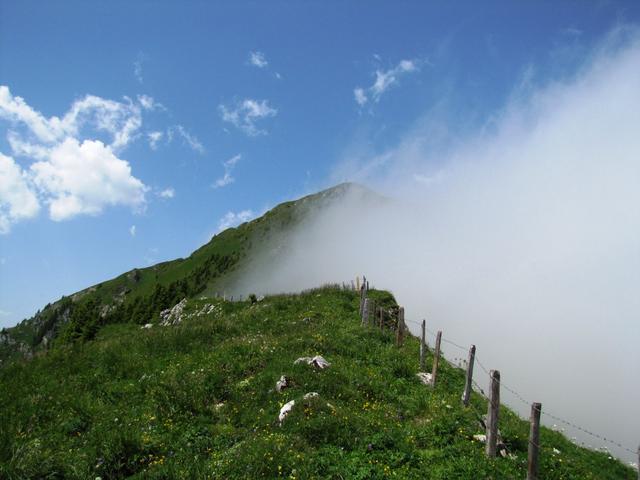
{"left": 356, "top": 276, "right": 360, "bottom": 292}
{"left": 462, "top": 345, "right": 476, "bottom": 407}
{"left": 395, "top": 307, "right": 405, "bottom": 347}
{"left": 431, "top": 331, "right": 442, "bottom": 386}
{"left": 527, "top": 402, "right": 542, "bottom": 480}
{"left": 419, "top": 320, "right": 426, "bottom": 371}
{"left": 379, "top": 307, "right": 384, "bottom": 332}
{"left": 361, "top": 298, "right": 369, "bottom": 327}
{"left": 486, "top": 370, "right": 501, "bottom": 457}
{"left": 369, "top": 301, "right": 376, "bottom": 327}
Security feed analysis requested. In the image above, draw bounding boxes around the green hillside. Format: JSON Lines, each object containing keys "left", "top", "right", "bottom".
{"left": 0, "top": 182, "right": 380, "bottom": 364}
{"left": 0, "top": 287, "right": 633, "bottom": 479}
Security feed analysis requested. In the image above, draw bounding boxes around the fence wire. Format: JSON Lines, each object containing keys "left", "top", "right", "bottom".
{"left": 399, "top": 314, "right": 638, "bottom": 456}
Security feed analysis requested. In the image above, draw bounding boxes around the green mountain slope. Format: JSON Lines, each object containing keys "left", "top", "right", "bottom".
{"left": 0, "top": 182, "right": 381, "bottom": 364}
{"left": 0, "top": 287, "right": 633, "bottom": 479}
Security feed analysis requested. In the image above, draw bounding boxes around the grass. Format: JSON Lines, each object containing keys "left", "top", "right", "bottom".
{"left": 0, "top": 286, "right": 634, "bottom": 479}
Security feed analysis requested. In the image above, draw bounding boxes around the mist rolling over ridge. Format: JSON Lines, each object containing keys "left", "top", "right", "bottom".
{"left": 230, "top": 28, "right": 640, "bottom": 463}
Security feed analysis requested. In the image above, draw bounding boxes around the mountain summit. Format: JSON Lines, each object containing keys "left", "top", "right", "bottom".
{"left": 0, "top": 182, "right": 382, "bottom": 363}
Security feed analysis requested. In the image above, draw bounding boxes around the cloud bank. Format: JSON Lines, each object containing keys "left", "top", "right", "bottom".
{"left": 233, "top": 28, "right": 640, "bottom": 463}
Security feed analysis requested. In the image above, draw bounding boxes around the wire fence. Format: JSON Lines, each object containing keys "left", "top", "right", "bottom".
{"left": 356, "top": 279, "right": 640, "bottom": 467}
{"left": 401, "top": 315, "right": 637, "bottom": 457}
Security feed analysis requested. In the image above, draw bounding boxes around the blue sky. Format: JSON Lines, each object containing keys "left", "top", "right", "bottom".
{"left": 1, "top": 0, "right": 639, "bottom": 328}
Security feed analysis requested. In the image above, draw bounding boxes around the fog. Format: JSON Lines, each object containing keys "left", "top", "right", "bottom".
{"left": 232, "top": 28, "right": 640, "bottom": 464}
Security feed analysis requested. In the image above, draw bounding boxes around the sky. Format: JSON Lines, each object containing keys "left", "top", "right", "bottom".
{"left": 0, "top": 1, "right": 639, "bottom": 329}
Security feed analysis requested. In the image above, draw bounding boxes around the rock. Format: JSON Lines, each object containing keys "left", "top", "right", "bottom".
{"left": 294, "top": 355, "right": 331, "bottom": 369}
{"left": 303, "top": 392, "right": 319, "bottom": 400}
{"left": 0, "top": 331, "right": 15, "bottom": 346}
{"left": 275, "top": 375, "right": 289, "bottom": 393}
{"left": 159, "top": 298, "right": 188, "bottom": 326}
{"left": 196, "top": 303, "right": 217, "bottom": 317}
{"left": 279, "top": 400, "right": 295, "bottom": 424}
{"left": 473, "top": 434, "right": 487, "bottom": 442}
{"left": 141, "top": 323, "right": 153, "bottom": 329}
{"left": 416, "top": 372, "right": 433, "bottom": 385}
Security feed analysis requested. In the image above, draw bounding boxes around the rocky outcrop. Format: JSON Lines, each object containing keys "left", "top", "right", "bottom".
{"left": 159, "top": 298, "right": 188, "bottom": 326}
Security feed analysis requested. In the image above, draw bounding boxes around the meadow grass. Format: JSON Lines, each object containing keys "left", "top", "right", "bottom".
{"left": 0, "top": 287, "right": 634, "bottom": 479}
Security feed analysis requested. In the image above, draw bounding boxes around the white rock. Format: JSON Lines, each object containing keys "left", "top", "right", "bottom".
{"left": 275, "top": 375, "right": 289, "bottom": 393}
{"left": 303, "top": 392, "right": 319, "bottom": 400}
{"left": 141, "top": 323, "right": 153, "bottom": 329}
{"left": 279, "top": 400, "right": 295, "bottom": 424}
{"left": 159, "top": 298, "right": 188, "bottom": 326}
{"left": 473, "top": 434, "right": 487, "bottom": 443}
{"left": 416, "top": 372, "right": 433, "bottom": 385}
{"left": 294, "top": 355, "right": 331, "bottom": 369}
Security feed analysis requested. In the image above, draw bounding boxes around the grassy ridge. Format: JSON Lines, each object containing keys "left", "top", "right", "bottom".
{"left": 0, "top": 183, "right": 372, "bottom": 363}
{"left": 0, "top": 287, "right": 633, "bottom": 479}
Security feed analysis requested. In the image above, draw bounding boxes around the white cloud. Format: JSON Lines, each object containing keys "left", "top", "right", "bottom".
{"left": 147, "top": 131, "right": 163, "bottom": 150}
{"left": 0, "top": 152, "right": 40, "bottom": 233}
{"left": 248, "top": 51, "right": 268, "bottom": 68}
{"left": 0, "top": 86, "right": 149, "bottom": 150}
{"left": 129, "top": 225, "right": 136, "bottom": 237}
{"left": 134, "top": 61, "right": 143, "bottom": 84}
{"left": 30, "top": 138, "right": 147, "bottom": 221}
{"left": 7, "top": 130, "right": 49, "bottom": 160}
{"left": 167, "top": 125, "right": 204, "bottom": 153}
{"left": 0, "top": 87, "right": 203, "bottom": 231}
{"left": 219, "top": 99, "right": 277, "bottom": 136}
{"left": 63, "top": 94, "right": 143, "bottom": 150}
{"left": 217, "top": 209, "right": 254, "bottom": 232}
{"left": 158, "top": 187, "right": 175, "bottom": 199}
{"left": 353, "top": 88, "right": 367, "bottom": 106}
{"left": 213, "top": 154, "right": 241, "bottom": 189}
{"left": 0, "top": 86, "right": 66, "bottom": 143}
{"left": 137, "top": 94, "right": 164, "bottom": 111}
{"left": 354, "top": 58, "right": 419, "bottom": 106}
{"left": 562, "top": 26, "right": 583, "bottom": 37}
{"left": 133, "top": 53, "right": 145, "bottom": 84}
